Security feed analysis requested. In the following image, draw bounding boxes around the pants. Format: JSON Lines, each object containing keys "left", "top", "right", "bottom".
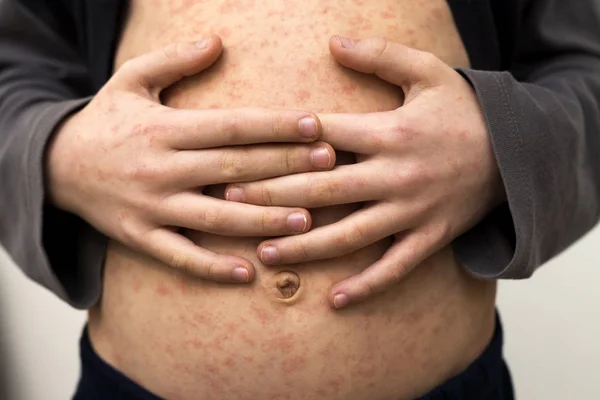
{"left": 73, "top": 313, "right": 514, "bottom": 400}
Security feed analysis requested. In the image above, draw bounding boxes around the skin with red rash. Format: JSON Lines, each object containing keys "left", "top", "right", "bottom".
{"left": 87, "top": 1, "right": 496, "bottom": 399}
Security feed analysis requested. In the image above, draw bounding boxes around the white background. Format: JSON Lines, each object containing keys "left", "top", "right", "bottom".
{"left": 1, "top": 226, "right": 599, "bottom": 400}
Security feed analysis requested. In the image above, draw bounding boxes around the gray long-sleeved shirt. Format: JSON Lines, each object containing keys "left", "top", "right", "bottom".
{"left": 1, "top": 0, "right": 599, "bottom": 309}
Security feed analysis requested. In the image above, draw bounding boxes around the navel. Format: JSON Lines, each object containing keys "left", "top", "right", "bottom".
{"left": 271, "top": 271, "right": 301, "bottom": 301}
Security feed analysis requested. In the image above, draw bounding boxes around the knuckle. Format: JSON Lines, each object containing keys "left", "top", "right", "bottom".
{"left": 259, "top": 210, "right": 280, "bottom": 232}
{"left": 270, "top": 113, "right": 284, "bottom": 139}
{"left": 200, "top": 207, "right": 222, "bottom": 231}
{"left": 203, "top": 258, "right": 218, "bottom": 280}
{"left": 368, "top": 37, "right": 391, "bottom": 60}
{"left": 120, "top": 218, "right": 147, "bottom": 248}
{"left": 220, "top": 151, "right": 248, "bottom": 180}
{"left": 389, "top": 263, "right": 409, "bottom": 283}
{"left": 260, "top": 211, "right": 271, "bottom": 233}
{"left": 118, "top": 58, "right": 138, "bottom": 77}
{"left": 415, "top": 50, "right": 440, "bottom": 73}
{"left": 128, "top": 117, "right": 161, "bottom": 140}
{"left": 433, "top": 220, "right": 453, "bottom": 246}
{"left": 282, "top": 148, "right": 299, "bottom": 172}
{"left": 293, "top": 238, "right": 310, "bottom": 260}
{"left": 126, "top": 158, "right": 164, "bottom": 182}
{"left": 342, "top": 222, "right": 368, "bottom": 251}
{"left": 161, "top": 42, "right": 181, "bottom": 63}
{"left": 361, "top": 280, "right": 377, "bottom": 298}
{"left": 305, "top": 176, "right": 335, "bottom": 201}
{"left": 117, "top": 58, "right": 150, "bottom": 90}
{"left": 260, "top": 185, "right": 274, "bottom": 206}
{"left": 220, "top": 111, "right": 242, "bottom": 141}
{"left": 400, "top": 162, "right": 431, "bottom": 188}
{"left": 390, "top": 115, "right": 417, "bottom": 141}
{"left": 169, "top": 251, "right": 192, "bottom": 274}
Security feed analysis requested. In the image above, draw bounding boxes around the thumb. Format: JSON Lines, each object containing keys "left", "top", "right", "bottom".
{"left": 114, "top": 36, "right": 223, "bottom": 98}
{"left": 328, "top": 36, "right": 440, "bottom": 96}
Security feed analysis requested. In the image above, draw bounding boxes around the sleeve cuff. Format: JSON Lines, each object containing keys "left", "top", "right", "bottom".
{"left": 451, "top": 68, "right": 534, "bottom": 280}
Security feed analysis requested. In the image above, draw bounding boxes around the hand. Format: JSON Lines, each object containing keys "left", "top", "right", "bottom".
{"left": 225, "top": 36, "right": 505, "bottom": 307}
{"left": 46, "top": 36, "right": 335, "bottom": 284}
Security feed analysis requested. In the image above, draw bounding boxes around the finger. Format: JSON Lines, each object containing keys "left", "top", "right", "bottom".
{"left": 139, "top": 227, "right": 255, "bottom": 283}
{"left": 257, "top": 202, "right": 408, "bottom": 265}
{"left": 226, "top": 164, "right": 384, "bottom": 207}
{"left": 166, "top": 108, "right": 322, "bottom": 149}
{"left": 328, "top": 230, "right": 437, "bottom": 308}
{"left": 329, "top": 36, "right": 441, "bottom": 94}
{"left": 171, "top": 142, "right": 336, "bottom": 188}
{"left": 157, "top": 193, "right": 312, "bottom": 236}
{"left": 114, "top": 36, "right": 223, "bottom": 97}
{"left": 315, "top": 111, "right": 396, "bottom": 154}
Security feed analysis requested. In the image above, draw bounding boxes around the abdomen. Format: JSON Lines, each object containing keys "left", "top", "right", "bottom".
{"left": 88, "top": 1, "right": 497, "bottom": 399}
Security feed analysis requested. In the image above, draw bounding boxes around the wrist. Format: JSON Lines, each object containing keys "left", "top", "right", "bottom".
{"left": 45, "top": 111, "right": 83, "bottom": 214}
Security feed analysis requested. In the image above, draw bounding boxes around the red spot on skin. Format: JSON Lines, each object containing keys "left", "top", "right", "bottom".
{"left": 156, "top": 282, "right": 173, "bottom": 297}
{"left": 223, "top": 357, "right": 236, "bottom": 367}
{"left": 218, "top": 26, "right": 232, "bottom": 39}
{"left": 432, "top": 7, "right": 444, "bottom": 20}
{"left": 306, "top": 59, "right": 318, "bottom": 69}
{"left": 191, "top": 311, "right": 212, "bottom": 325}
{"left": 219, "top": 0, "right": 235, "bottom": 13}
{"left": 282, "top": 354, "right": 307, "bottom": 373}
{"left": 219, "top": 373, "right": 232, "bottom": 386}
{"left": 297, "top": 69, "right": 309, "bottom": 79}
{"left": 243, "top": 355, "right": 254, "bottom": 362}
{"left": 327, "top": 378, "right": 342, "bottom": 391}
{"left": 269, "top": 333, "right": 294, "bottom": 352}
{"left": 184, "top": 338, "right": 203, "bottom": 349}
{"left": 241, "top": 334, "right": 256, "bottom": 347}
{"left": 380, "top": 10, "right": 394, "bottom": 19}
{"left": 355, "top": 365, "right": 376, "bottom": 379}
{"left": 249, "top": 302, "right": 270, "bottom": 325}
{"left": 341, "top": 83, "right": 358, "bottom": 95}
{"left": 96, "top": 169, "right": 107, "bottom": 182}
{"left": 295, "top": 90, "right": 311, "bottom": 102}
{"left": 131, "top": 278, "right": 142, "bottom": 293}
{"left": 224, "top": 322, "right": 239, "bottom": 333}
{"left": 209, "top": 379, "right": 223, "bottom": 393}
{"left": 266, "top": 10, "right": 283, "bottom": 18}
{"left": 176, "top": 278, "right": 190, "bottom": 295}
{"left": 206, "top": 363, "right": 221, "bottom": 375}
{"left": 173, "top": 362, "right": 192, "bottom": 374}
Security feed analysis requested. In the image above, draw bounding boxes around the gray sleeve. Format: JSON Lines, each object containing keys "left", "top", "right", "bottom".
{"left": 452, "top": 0, "right": 600, "bottom": 279}
{"left": 0, "top": 0, "right": 103, "bottom": 308}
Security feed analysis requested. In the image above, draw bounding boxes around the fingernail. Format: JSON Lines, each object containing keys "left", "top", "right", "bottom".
{"left": 333, "top": 293, "right": 349, "bottom": 308}
{"left": 287, "top": 212, "right": 308, "bottom": 233}
{"left": 298, "top": 117, "right": 318, "bottom": 139}
{"left": 196, "top": 38, "right": 211, "bottom": 49}
{"left": 232, "top": 267, "right": 249, "bottom": 282}
{"left": 226, "top": 186, "right": 245, "bottom": 202}
{"left": 310, "top": 147, "right": 331, "bottom": 169}
{"left": 260, "top": 245, "right": 280, "bottom": 264}
{"left": 336, "top": 36, "right": 354, "bottom": 49}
